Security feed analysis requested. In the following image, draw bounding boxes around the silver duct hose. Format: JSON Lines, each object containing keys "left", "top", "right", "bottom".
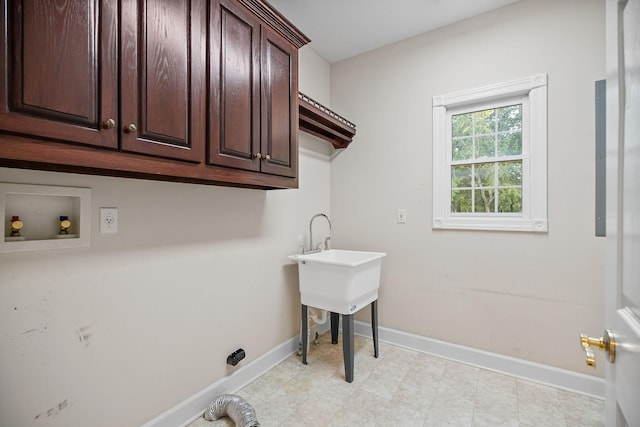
{"left": 204, "top": 394, "right": 260, "bottom": 427}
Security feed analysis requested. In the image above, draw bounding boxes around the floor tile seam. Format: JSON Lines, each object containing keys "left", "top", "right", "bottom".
{"left": 405, "top": 356, "right": 447, "bottom": 418}
{"left": 366, "top": 369, "right": 411, "bottom": 386}
{"left": 557, "top": 399, "right": 571, "bottom": 427}
{"left": 386, "top": 387, "right": 435, "bottom": 425}
{"left": 380, "top": 401, "right": 431, "bottom": 426}
{"left": 514, "top": 380, "right": 569, "bottom": 426}
{"left": 286, "top": 403, "right": 337, "bottom": 426}
{"left": 515, "top": 377, "right": 522, "bottom": 425}
{"left": 409, "top": 357, "right": 447, "bottom": 385}
{"left": 325, "top": 397, "right": 380, "bottom": 426}
{"left": 384, "top": 356, "right": 461, "bottom": 415}
{"left": 421, "top": 374, "right": 447, "bottom": 421}
{"left": 468, "top": 361, "right": 483, "bottom": 427}
{"left": 435, "top": 360, "right": 481, "bottom": 398}
{"left": 386, "top": 395, "right": 435, "bottom": 418}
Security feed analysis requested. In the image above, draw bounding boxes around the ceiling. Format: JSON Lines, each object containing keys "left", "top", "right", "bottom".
{"left": 268, "top": 0, "right": 521, "bottom": 64}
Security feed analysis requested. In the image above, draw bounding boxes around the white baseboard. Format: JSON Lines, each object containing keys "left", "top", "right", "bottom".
{"left": 140, "top": 322, "right": 331, "bottom": 427}
{"left": 352, "top": 320, "right": 605, "bottom": 399}
{"left": 140, "top": 337, "right": 300, "bottom": 427}
{"left": 142, "top": 321, "right": 603, "bottom": 426}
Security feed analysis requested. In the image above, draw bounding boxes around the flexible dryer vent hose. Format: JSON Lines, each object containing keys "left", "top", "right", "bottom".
{"left": 204, "top": 394, "right": 260, "bottom": 427}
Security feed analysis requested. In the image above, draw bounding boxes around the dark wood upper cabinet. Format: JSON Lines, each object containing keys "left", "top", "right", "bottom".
{"left": 0, "top": 0, "right": 118, "bottom": 149}
{"left": 120, "top": 0, "right": 205, "bottom": 162}
{"left": 0, "top": 0, "right": 309, "bottom": 189}
{"left": 208, "top": 0, "right": 261, "bottom": 171}
{"left": 209, "top": 0, "right": 297, "bottom": 178}
{"left": 260, "top": 27, "right": 297, "bottom": 178}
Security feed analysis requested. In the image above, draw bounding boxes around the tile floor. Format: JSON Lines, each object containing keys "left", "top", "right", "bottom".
{"left": 188, "top": 333, "right": 604, "bottom": 426}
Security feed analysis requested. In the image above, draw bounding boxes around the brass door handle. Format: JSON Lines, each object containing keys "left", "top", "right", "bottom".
{"left": 124, "top": 123, "right": 137, "bottom": 134}
{"left": 580, "top": 329, "right": 616, "bottom": 368}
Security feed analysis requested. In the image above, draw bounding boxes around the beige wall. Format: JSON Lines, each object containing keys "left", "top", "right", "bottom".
{"left": 329, "top": 0, "right": 606, "bottom": 376}
{"left": 0, "top": 46, "right": 332, "bottom": 427}
{"left": 299, "top": 46, "right": 331, "bottom": 106}
{"left": 0, "top": 1, "right": 608, "bottom": 423}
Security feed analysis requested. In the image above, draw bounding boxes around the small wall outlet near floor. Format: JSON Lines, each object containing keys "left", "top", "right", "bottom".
{"left": 100, "top": 208, "right": 118, "bottom": 234}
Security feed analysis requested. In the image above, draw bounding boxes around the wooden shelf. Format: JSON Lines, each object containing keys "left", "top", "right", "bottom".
{"left": 298, "top": 93, "right": 356, "bottom": 149}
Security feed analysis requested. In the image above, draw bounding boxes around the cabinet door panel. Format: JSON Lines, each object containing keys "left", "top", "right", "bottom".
{"left": 208, "top": 0, "right": 260, "bottom": 171}
{"left": 261, "top": 28, "right": 297, "bottom": 178}
{"left": 0, "top": 0, "right": 118, "bottom": 148}
{"left": 120, "top": 0, "right": 205, "bottom": 163}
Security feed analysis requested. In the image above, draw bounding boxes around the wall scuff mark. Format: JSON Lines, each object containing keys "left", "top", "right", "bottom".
{"left": 33, "top": 399, "right": 70, "bottom": 420}
{"left": 76, "top": 325, "right": 93, "bottom": 346}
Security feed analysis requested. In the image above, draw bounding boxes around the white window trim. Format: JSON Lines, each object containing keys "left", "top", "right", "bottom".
{"left": 432, "top": 74, "right": 548, "bottom": 232}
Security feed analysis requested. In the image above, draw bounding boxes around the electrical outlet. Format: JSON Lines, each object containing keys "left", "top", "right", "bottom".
{"left": 100, "top": 208, "right": 118, "bottom": 234}
{"left": 397, "top": 209, "right": 407, "bottom": 223}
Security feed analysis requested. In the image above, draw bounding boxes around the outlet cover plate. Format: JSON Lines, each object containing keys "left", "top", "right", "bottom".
{"left": 100, "top": 208, "right": 118, "bottom": 234}
{"left": 397, "top": 209, "right": 407, "bottom": 223}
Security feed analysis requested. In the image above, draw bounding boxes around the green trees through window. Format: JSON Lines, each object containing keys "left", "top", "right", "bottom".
{"left": 450, "top": 104, "right": 523, "bottom": 213}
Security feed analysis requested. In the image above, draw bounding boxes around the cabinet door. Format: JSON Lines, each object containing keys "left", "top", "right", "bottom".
{"left": 208, "top": 0, "right": 261, "bottom": 171}
{"left": 0, "top": 0, "right": 118, "bottom": 149}
{"left": 260, "top": 27, "right": 298, "bottom": 178}
{"left": 120, "top": 0, "right": 205, "bottom": 163}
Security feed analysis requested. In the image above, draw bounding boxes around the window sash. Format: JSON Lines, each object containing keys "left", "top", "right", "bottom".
{"left": 446, "top": 96, "right": 528, "bottom": 217}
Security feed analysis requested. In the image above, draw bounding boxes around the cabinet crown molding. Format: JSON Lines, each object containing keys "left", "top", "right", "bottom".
{"left": 238, "top": 0, "right": 310, "bottom": 48}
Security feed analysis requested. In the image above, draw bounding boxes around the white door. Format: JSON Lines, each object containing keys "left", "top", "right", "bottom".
{"left": 600, "top": 0, "right": 640, "bottom": 425}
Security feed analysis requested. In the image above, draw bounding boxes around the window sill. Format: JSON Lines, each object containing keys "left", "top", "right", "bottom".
{"left": 432, "top": 217, "right": 548, "bottom": 233}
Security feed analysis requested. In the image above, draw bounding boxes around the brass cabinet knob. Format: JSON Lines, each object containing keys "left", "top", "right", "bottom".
{"left": 125, "top": 123, "right": 137, "bottom": 134}
{"left": 254, "top": 153, "right": 263, "bottom": 160}
{"left": 102, "top": 118, "right": 116, "bottom": 129}
{"left": 264, "top": 154, "right": 271, "bottom": 160}
{"left": 580, "top": 330, "right": 616, "bottom": 368}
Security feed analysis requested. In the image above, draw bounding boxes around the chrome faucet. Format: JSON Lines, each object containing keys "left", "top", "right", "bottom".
{"left": 308, "top": 213, "right": 331, "bottom": 253}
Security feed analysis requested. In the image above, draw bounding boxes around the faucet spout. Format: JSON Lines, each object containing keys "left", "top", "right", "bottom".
{"left": 309, "top": 213, "right": 331, "bottom": 252}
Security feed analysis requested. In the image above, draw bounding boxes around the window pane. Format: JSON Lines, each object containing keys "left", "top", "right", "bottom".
{"left": 452, "top": 113, "right": 472, "bottom": 137}
{"left": 452, "top": 137, "right": 473, "bottom": 161}
{"left": 497, "top": 104, "right": 522, "bottom": 132}
{"left": 474, "top": 189, "right": 495, "bottom": 212}
{"left": 498, "top": 131, "right": 522, "bottom": 156}
{"left": 475, "top": 135, "right": 495, "bottom": 158}
{"left": 473, "top": 109, "right": 495, "bottom": 135}
{"left": 498, "top": 188, "right": 522, "bottom": 212}
{"left": 474, "top": 162, "right": 495, "bottom": 187}
{"left": 498, "top": 161, "right": 522, "bottom": 185}
{"left": 451, "top": 165, "right": 472, "bottom": 188}
{"left": 451, "top": 189, "right": 472, "bottom": 212}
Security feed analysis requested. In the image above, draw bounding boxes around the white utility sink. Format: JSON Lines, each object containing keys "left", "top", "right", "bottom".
{"left": 288, "top": 249, "right": 386, "bottom": 315}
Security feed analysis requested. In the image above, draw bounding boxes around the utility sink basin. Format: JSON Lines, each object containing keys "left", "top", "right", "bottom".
{"left": 288, "top": 249, "right": 386, "bottom": 315}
